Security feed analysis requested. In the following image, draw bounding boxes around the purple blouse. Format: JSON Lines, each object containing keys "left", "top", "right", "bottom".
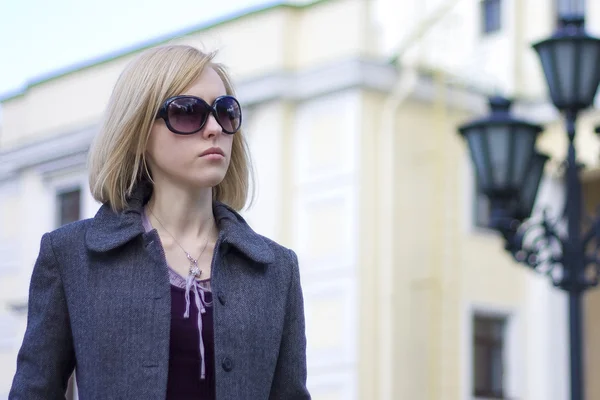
{"left": 142, "top": 211, "right": 216, "bottom": 399}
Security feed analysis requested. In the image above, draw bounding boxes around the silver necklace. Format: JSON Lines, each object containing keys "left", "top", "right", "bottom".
{"left": 148, "top": 208, "right": 214, "bottom": 279}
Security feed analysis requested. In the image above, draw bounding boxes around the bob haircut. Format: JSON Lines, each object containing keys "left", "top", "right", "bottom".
{"left": 88, "top": 44, "right": 253, "bottom": 212}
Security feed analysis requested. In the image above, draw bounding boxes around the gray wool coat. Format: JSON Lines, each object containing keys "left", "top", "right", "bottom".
{"left": 9, "top": 183, "right": 310, "bottom": 400}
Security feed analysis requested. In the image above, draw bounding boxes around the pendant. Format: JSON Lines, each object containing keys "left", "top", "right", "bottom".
{"left": 186, "top": 253, "right": 202, "bottom": 278}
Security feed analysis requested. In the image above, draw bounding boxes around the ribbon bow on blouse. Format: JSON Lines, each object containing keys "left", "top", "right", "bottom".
{"left": 183, "top": 272, "right": 212, "bottom": 380}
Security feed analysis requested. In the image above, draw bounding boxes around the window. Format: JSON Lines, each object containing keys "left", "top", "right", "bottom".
{"left": 481, "top": 0, "right": 502, "bottom": 34}
{"left": 554, "top": 0, "right": 586, "bottom": 28}
{"left": 57, "top": 188, "right": 81, "bottom": 227}
{"left": 473, "top": 315, "right": 507, "bottom": 398}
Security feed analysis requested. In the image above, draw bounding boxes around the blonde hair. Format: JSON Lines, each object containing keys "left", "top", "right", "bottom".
{"left": 88, "top": 44, "right": 253, "bottom": 212}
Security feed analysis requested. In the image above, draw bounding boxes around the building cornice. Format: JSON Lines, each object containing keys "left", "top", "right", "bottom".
{"left": 0, "top": 125, "right": 96, "bottom": 182}
{"left": 0, "top": 57, "right": 399, "bottom": 181}
{"left": 237, "top": 58, "right": 399, "bottom": 104}
{"left": 0, "top": 57, "right": 557, "bottom": 181}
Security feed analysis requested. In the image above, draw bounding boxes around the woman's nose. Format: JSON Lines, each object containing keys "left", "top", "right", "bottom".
{"left": 203, "top": 113, "right": 222, "bottom": 138}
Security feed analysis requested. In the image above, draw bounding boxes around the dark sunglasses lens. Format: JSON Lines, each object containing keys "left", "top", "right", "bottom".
{"left": 215, "top": 97, "right": 242, "bottom": 133}
{"left": 167, "top": 98, "right": 208, "bottom": 133}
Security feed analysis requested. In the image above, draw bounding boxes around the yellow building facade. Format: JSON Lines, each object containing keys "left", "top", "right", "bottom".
{"left": 2, "top": 0, "right": 600, "bottom": 399}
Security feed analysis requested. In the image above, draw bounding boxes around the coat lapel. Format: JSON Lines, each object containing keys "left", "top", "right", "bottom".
{"left": 85, "top": 181, "right": 275, "bottom": 267}
{"left": 213, "top": 202, "right": 275, "bottom": 266}
{"left": 85, "top": 180, "right": 150, "bottom": 253}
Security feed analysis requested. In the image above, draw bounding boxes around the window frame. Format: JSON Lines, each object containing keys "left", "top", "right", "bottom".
{"left": 481, "top": 0, "right": 502, "bottom": 35}
{"left": 55, "top": 185, "right": 82, "bottom": 228}
{"left": 464, "top": 306, "right": 521, "bottom": 400}
{"left": 473, "top": 315, "right": 507, "bottom": 398}
{"left": 554, "top": 0, "right": 586, "bottom": 27}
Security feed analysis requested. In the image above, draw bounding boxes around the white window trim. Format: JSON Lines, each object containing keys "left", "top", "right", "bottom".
{"left": 51, "top": 179, "right": 84, "bottom": 229}
{"left": 43, "top": 168, "right": 98, "bottom": 229}
{"left": 0, "top": 178, "right": 22, "bottom": 276}
{"left": 0, "top": 311, "right": 20, "bottom": 351}
{"left": 461, "top": 303, "right": 524, "bottom": 400}
{"left": 479, "top": 0, "right": 504, "bottom": 37}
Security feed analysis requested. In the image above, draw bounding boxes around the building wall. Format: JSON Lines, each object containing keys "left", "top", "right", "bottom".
{"left": 293, "top": 89, "right": 362, "bottom": 398}
{"left": 582, "top": 177, "right": 600, "bottom": 400}
{"left": 384, "top": 95, "right": 569, "bottom": 400}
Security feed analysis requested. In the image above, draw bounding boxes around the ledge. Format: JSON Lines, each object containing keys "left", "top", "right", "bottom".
{"left": 0, "top": 57, "right": 398, "bottom": 181}
{"left": 0, "top": 57, "right": 556, "bottom": 182}
{"left": 0, "top": 125, "right": 96, "bottom": 182}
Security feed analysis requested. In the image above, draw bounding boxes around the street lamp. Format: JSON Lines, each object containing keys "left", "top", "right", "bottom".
{"left": 458, "top": 15, "right": 600, "bottom": 400}
{"left": 458, "top": 96, "right": 543, "bottom": 228}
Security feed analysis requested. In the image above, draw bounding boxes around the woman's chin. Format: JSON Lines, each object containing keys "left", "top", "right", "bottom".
{"left": 154, "top": 167, "right": 228, "bottom": 190}
{"left": 187, "top": 172, "right": 227, "bottom": 189}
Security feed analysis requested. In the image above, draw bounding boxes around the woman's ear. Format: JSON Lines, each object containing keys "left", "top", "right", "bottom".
{"left": 141, "top": 156, "right": 154, "bottom": 182}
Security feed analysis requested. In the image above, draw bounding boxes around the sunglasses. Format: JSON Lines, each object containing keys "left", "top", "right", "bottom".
{"left": 156, "top": 95, "right": 242, "bottom": 135}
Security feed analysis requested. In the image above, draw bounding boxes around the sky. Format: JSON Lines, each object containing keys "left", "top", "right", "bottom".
{"left": 0, "top": 0, "right": 285, "bottom": 98}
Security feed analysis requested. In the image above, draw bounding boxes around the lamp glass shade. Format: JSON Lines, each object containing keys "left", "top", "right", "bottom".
{"left": 459, "top": 97, "right": 542, "bottom": 198}
{"left": 534, "top": 18, "right": 600, "bottom": 111}
{"left": 465, "top": 127, "right": 491, "bottom": 188}
{"left": 517, "top": 153, "right": 550, "bottom": 220}
{"left": 485, "top": 125, "right": 511, "bottom": 188}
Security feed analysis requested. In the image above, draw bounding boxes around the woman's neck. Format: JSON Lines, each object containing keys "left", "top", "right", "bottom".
{"left": 145, "top": 181, "right": 215, "bottom": 240}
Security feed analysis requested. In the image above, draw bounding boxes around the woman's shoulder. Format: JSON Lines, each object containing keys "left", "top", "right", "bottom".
{"left": 44, "top": 218, "right": 95, "bottom": 251}
{"left": 253, "top": 233, "right": 298, "bottom": 264}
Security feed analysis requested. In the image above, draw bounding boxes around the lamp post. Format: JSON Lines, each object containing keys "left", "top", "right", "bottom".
{"left": 458, "top": 15, "right": 600, "bottom": 400}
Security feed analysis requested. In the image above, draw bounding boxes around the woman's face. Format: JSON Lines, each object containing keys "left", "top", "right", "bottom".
{"left": 146, "top": 67, "right": 235, "bottom": 190}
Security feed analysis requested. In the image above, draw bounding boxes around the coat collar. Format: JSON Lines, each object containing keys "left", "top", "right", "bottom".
{"left": 84, "top": 181, "right": 275, "bottom": 266}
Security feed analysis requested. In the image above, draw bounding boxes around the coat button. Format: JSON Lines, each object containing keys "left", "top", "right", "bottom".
{"left": 222, "top": 357, "right": 234, "bottom": 372}
{"left": 217, "top": 291, "right": 226, "bottom": 306}
{"left": 221, "top": 243, "right": 230, "bottom": 255}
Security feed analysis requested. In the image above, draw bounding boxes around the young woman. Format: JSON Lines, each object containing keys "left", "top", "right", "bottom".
{"left": 9, "top": 44, "right": 310, "bottom": 400}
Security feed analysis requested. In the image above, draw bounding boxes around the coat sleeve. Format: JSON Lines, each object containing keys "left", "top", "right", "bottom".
{"left": 269, "top": 249, "right": 311, "bottom": 400}
{"left": 9, "top": 233, "right": 75, "bottom": 400}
